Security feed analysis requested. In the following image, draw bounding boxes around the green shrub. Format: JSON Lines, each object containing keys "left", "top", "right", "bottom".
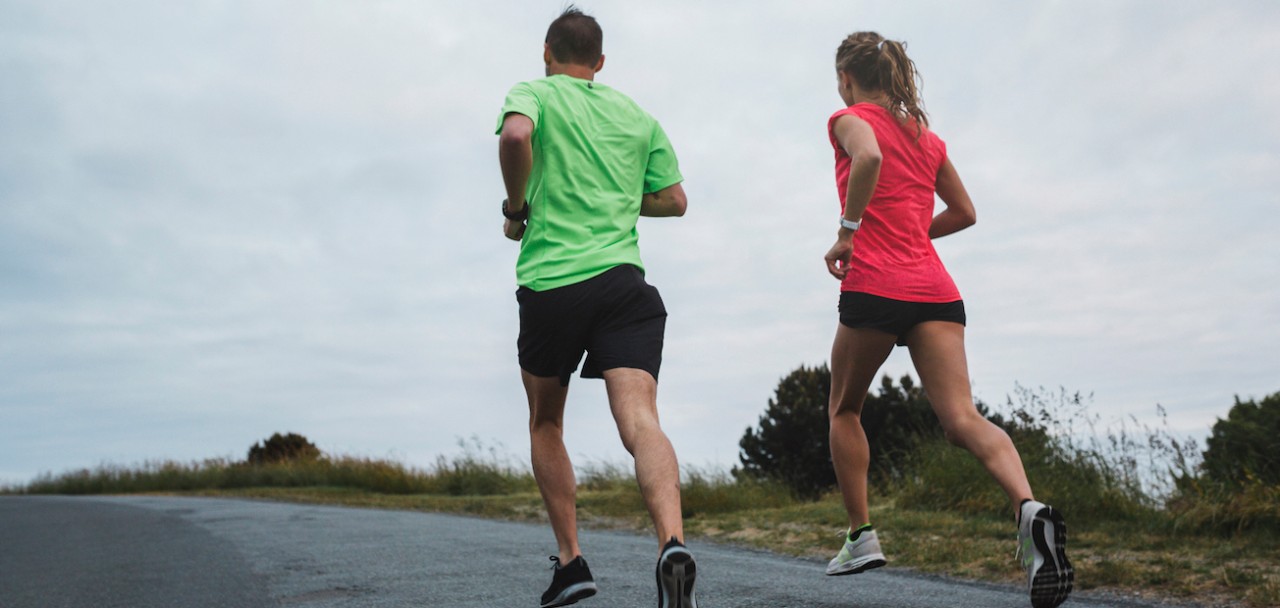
{"left": 1200, "top": 391, "right": 1280, "bottom": 488}
{"left": 247, "top": 432, "right": 321, "bottom": 465}
{"left": 737, "top": 367, "right": 957, "bottom": 500}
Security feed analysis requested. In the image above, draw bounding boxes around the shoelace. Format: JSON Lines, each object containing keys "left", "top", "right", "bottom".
{"left": 548, "top": 556, "right": 562, "bottom": 570}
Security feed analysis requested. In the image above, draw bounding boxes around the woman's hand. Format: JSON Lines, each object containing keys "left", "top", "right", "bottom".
{"left": 824, "top": 228, "right": 857, "bottom": 279}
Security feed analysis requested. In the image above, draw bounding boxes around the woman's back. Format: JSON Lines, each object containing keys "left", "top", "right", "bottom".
{"left": 828, "top": 103, "right": 957, "bottom": 302}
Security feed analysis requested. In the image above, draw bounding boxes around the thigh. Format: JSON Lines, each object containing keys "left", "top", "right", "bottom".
{"left": 903, "top": 321, "right": 976, "bottom": 423}
{"left": 829, "top": 323, "right": 898, "bottom": 417}
{"left": 522, "top": 369, "right": 571, "bottom": 427}
{"left": 601, "top": 367, "right": 660, "bottom": 429}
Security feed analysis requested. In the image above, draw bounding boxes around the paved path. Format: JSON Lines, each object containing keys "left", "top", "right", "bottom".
{"left": 0, "top": 496, "right": 1166, "bottom": 607}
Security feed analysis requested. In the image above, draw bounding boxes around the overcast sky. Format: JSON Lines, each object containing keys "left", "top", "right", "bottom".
{"left": 2, "top": 1, "right": 1277, "bottom": 485}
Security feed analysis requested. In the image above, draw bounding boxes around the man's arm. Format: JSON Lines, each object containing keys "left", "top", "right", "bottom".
{"left": 640, "top": 182, "right": 687, "bottom": 217}
{"left": 498, "top": 113, "right": 534, "bottom": 240}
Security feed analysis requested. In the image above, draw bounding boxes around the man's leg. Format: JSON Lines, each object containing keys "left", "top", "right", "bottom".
{"left": 601, "top": 367, "right": 683, "bottom": 546}
{"left": 523, "top": 370, "right": 581, "bottom": 563}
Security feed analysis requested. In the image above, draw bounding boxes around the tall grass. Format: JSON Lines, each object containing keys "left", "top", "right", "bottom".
{"left": 572, "top": 461, "right": 799, "bottom": 519}
{"left": 898, "top": 386, "right": 1183, "bottom": 521}
{"left": 10, "top": 392, "right": 1277, "bottom": 538}
{"left": 16, "top": 437, "right": 536, "bottom": 497}
{"left": 893, "top": 385, "right": 1280, "bottom": 535}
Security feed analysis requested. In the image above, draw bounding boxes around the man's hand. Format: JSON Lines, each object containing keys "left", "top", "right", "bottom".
{"left": 824, "top": 228, "right": 856, "bottom": 279}
{"left": 504, "top": 218, "right": 526, "bottom": 241}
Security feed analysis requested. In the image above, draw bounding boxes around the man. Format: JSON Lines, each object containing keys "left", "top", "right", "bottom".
{"left": 495, "top": 6, "right": 697, "bottom": 608}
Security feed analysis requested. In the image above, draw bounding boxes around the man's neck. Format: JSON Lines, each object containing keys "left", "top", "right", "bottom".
{"left": 547, "top": 63, "right": 596, "bottom": 81}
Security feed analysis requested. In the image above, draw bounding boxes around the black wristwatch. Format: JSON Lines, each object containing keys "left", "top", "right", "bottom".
{"left": 502, "top": 198, "right": 529, "bottom": 221}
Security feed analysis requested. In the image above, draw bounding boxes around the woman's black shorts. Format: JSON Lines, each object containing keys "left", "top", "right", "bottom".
{"left": 516, "top": 264, "right": 666, "bottom": 386}
{"left": 838, "top": 291, "right": 966, "bottom": 346}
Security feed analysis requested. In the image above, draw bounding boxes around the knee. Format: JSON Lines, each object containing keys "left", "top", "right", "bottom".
{"left": 940, "top": 412, "right": 988, "bottom": 447}
{"left": 528, "top": 412, "right": 562, "bottom": 435}
{"left": 615, "top": 415, "right": 659, "bottom": 455}
{"left": 828, "top": 397, "right": 864, "bottom": 422}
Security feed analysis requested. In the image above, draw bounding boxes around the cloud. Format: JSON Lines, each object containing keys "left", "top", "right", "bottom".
{"left": 1, "top": 0, "right": 1278, "bottom": 484}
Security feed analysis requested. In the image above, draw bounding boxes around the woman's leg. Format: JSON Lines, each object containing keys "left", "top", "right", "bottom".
{"left": 904, "top": 321, "right": 1033, "bottom": 516}
{"left": 829, "top": 324, "right": 898, "bottom": 529}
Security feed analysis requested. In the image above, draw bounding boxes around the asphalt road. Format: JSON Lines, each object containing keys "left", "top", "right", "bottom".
{"left": 0, "top": 496, "right": 1170, "bottom": 607}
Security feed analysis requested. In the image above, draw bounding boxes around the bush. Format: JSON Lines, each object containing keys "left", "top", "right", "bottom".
{"left": 247, "top": 432, "right": 321, "bottom": 465}
{"left": 1200, "top": 391, "right": 1280, "bottom": 488}
{"left": 736, "top": 365, "right": 834, "bottom": 499}
{"left": 736, "top": 365, "right": 959, "bottom": 500}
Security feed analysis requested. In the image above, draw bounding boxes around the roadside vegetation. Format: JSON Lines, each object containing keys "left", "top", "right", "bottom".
{"left": 5, "top": 384, "right": 1278, "bottom": 607}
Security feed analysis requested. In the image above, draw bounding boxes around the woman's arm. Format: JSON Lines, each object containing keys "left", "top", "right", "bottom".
{"left": 824, "top": 114, "right": 882, "bottom": 280}
{"left": 930, "top": 157, "right": 976, "bottom": 239}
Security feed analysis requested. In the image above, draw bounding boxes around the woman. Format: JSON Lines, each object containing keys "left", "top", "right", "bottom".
{"left": 820, "top": 31, "right": 1073, "bottom": 608}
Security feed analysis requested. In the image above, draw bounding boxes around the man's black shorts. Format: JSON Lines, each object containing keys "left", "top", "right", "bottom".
{"left": 516, "top": 264, "right": 666, "bottom": 386}
{"left": 838, "top": 291, "right": 966, "bottom": 346}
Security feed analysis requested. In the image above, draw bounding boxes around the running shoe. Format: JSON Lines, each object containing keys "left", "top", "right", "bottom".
{"left": 656, "top": 537, "right": 698, "bottom": 608}
{"left": 541, "top": 555, "right": 598, "bottom": 608}
{"left": 1017, "top": 500, "right": 1074, "bottom": 608}
{"left": 825, "top": 525, "right": 887, "bottom": 576}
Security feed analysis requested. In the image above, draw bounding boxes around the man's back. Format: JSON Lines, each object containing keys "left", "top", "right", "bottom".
{"left": 497, "top": 74, "right": 681, "bottom": 291}
{"left": 495, "top": 8, "right": 697, "bottom": 607}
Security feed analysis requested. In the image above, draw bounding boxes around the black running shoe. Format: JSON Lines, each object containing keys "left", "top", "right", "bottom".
{"left": 1017, "top": 500, "right": 1074, "bottom": 608}
{"left": 541, "top": 555, "right": 598, "bottom": 608}
{"left": 656, "top": 537, "right": 697, "bottom": 608}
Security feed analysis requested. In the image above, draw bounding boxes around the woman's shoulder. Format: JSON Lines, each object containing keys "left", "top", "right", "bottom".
{"left": 827, "top": 105, "right": 881, "bottom": 144}
{"left": 916, "top": 123, "right": 947, "bottom": 157}
{"left": 828, "top": 103, "right": 884, "bottom": 124}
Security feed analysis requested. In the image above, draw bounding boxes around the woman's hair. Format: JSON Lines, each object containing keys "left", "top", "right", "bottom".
{"left": 835, "top": 31, "right": 928, "bottom": 135}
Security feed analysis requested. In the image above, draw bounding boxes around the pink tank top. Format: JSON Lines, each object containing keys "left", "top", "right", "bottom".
{"left": 828, "top": 103, "right": 960, "bottom": 303}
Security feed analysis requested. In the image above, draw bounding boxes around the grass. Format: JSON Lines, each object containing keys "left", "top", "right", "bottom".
{"left": 8, "top": 454, "right": 1276, "bottom": 606}
{"left": 6, "top": 392, "right": 1279, "bottom": 606}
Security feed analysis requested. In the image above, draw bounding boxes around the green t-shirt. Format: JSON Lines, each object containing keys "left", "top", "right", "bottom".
{"left": 495, "top": 74, "right": 682, "bottom": 291}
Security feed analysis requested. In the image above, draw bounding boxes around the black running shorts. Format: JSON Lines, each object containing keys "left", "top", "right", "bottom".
{"left": 516, "top": 264, "right": 667, "bottom": 386}
{"left": 838, "top": 291, "right": 966, "bottom": 346}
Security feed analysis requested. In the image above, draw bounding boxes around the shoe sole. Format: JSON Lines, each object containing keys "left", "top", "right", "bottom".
{"left": 1029, "top": 507, "right": 1074, "bottom": 608}
{"left": 825, "top": 554, "right": 887, "bottom": 576}
{"left": 657, "top": 545, "right": 697, "bottom": 608}
{"left": 541, "top": 581, "right": 598, "bottom": 608}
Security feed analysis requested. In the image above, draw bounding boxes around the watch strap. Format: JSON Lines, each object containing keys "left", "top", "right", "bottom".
{"left": 503, "top": 199, "right": 529, "bottom": 221}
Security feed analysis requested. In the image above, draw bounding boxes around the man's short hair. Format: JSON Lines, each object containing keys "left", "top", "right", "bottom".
{"left": 545, "top": 5, "right": 602, "bottom": 67}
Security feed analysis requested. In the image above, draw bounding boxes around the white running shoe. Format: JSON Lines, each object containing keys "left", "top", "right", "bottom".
{"left": 656, "top": 537, "right": 697, "bottom": 608}
{"left": 1017, "top": 500, "right": 1074, "bottom": 608}
{"left": 825, "top": 526, "right": 887, "bottom": 576}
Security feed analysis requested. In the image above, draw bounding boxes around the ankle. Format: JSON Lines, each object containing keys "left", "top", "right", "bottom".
{"left": 1014, "top": 497, "right": 1034, "bottom": 524}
